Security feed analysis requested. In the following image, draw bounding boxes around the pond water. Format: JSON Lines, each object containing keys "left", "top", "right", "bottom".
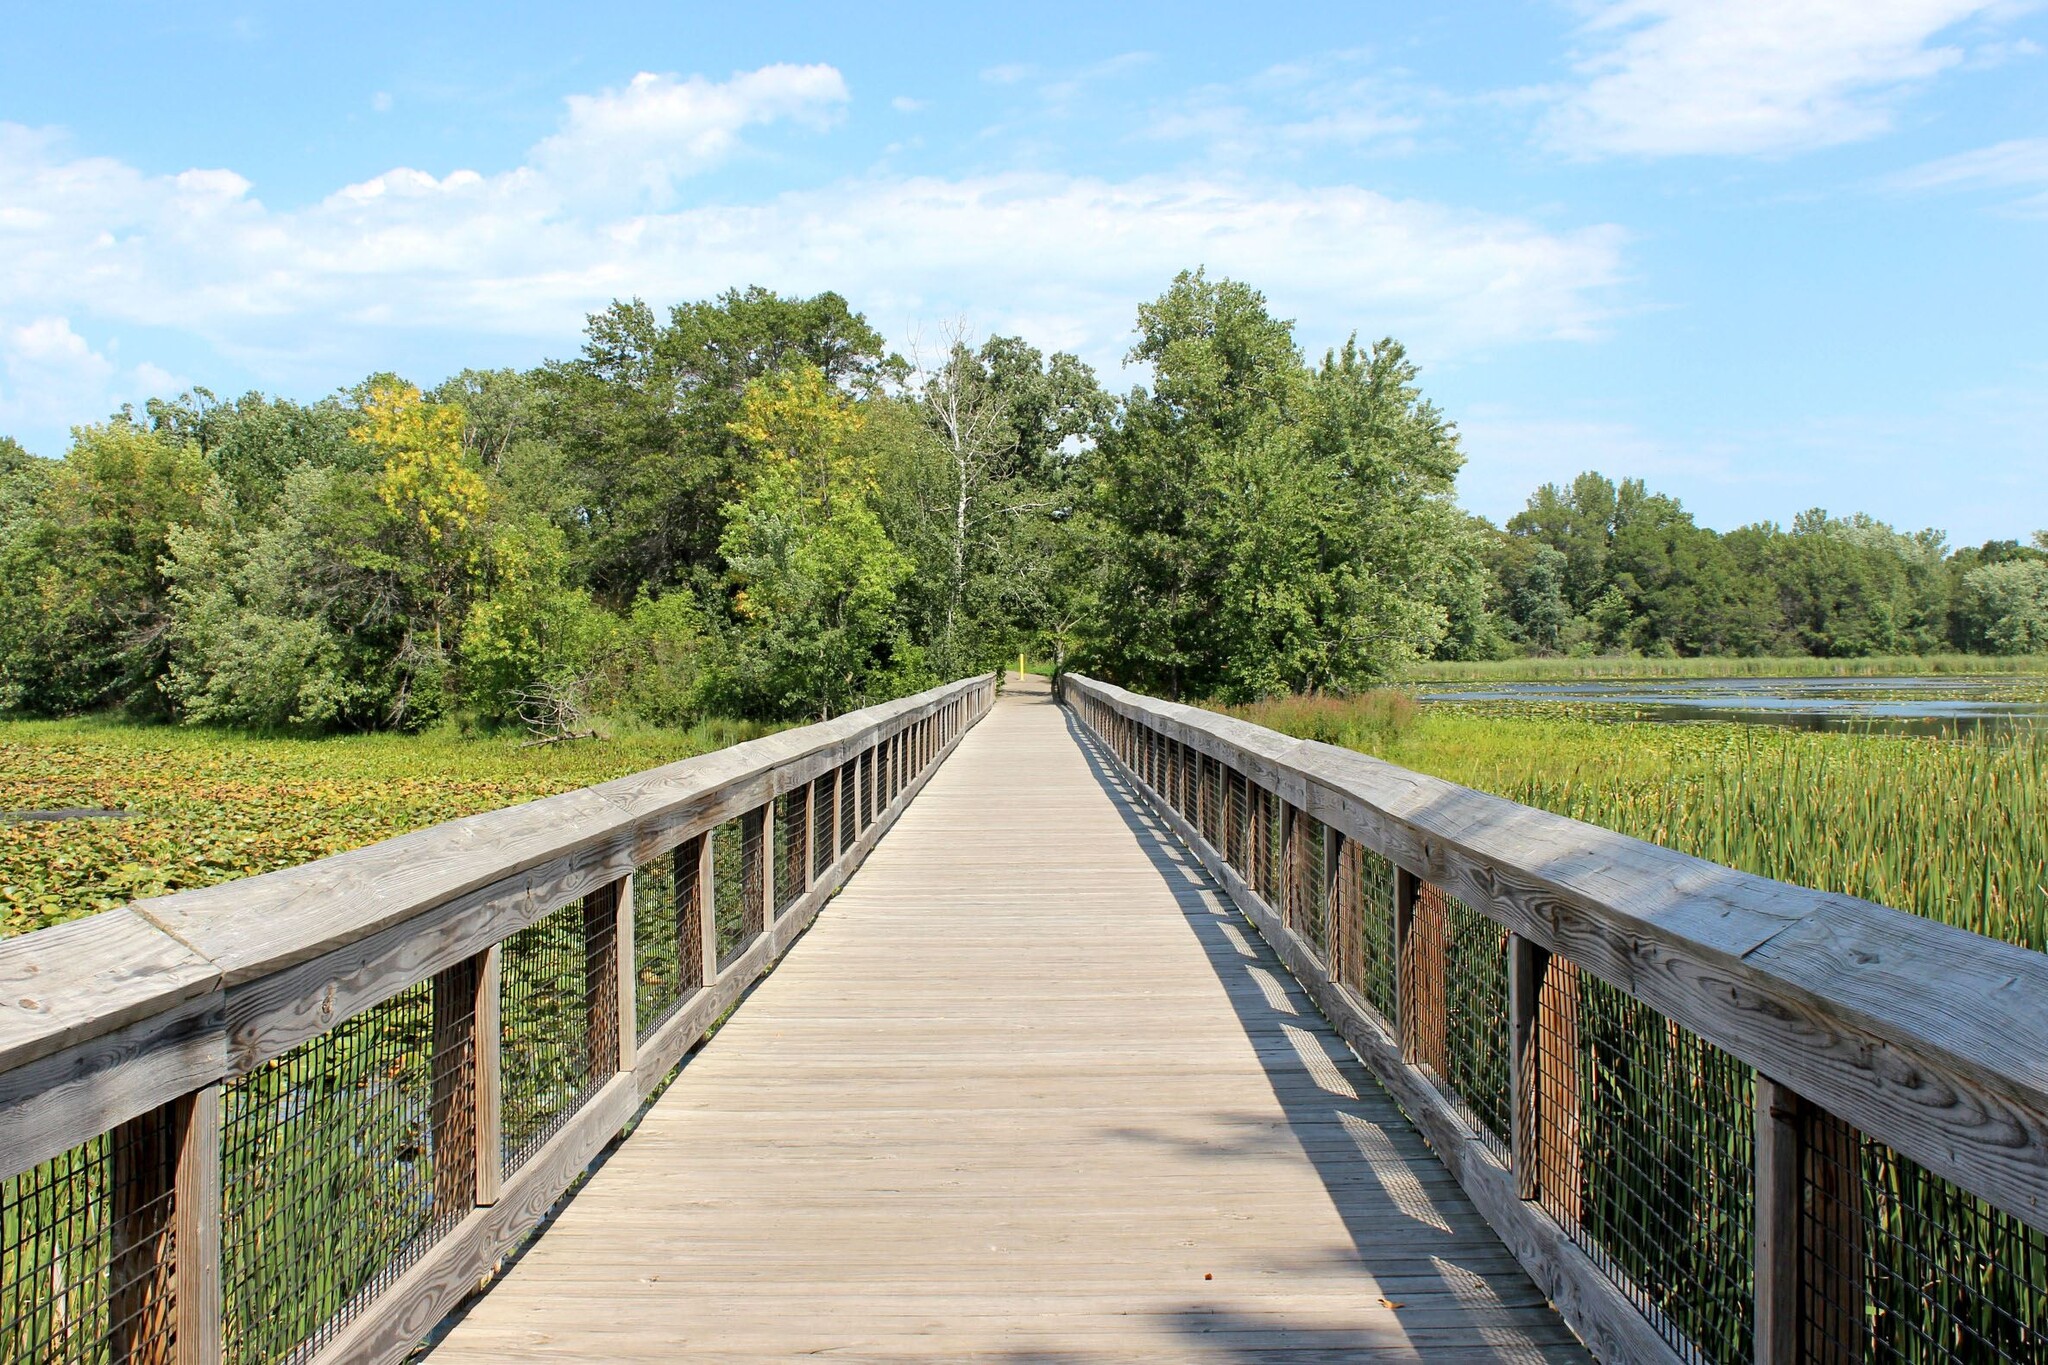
{"left": 1419, "top": 676, "right": 2048, "bottom": 735}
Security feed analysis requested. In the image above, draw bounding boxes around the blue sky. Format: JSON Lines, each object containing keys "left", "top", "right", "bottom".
{"left": 1, "top": 1, "right": 2043, "bottom": 542}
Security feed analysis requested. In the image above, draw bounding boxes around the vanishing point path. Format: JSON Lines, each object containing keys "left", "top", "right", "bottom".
{"left": 432, "top": 676, "right": 1587, "bottom": 1361}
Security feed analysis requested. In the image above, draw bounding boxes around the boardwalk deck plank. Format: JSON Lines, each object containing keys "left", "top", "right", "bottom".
{"left": 430, "top": 678, "right": 1586, "bottom": 1362}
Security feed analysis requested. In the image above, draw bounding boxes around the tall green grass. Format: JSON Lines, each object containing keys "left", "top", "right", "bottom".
{"left": 1232, "top": 700, "right": 2048, "bottom": 951}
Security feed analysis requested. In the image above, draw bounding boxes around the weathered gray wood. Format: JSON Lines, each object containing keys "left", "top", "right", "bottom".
{"left": 1755, "top": 1073, "right": 1801, "bottom": 1365}
{"left": 0, "top": 909, "right": 219, "bottom": 1077}
{"left": 433, "top": 677, "right": 1583, "bottom": 1363}
{"left": 630, "top": 696, "right": 975, "bottom": 1100}
{"left": 1066, "top": 674, "right": 2048, "bottom": 1237}
{"left": 175, "top": 1084, "right": 221, "bottom": 1365}
{"left": 0, "top": 991, "right": 225, "bottom": 1181}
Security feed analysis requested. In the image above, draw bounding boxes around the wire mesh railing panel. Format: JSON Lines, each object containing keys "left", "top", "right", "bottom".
{"left": 859, "top": 750, "right": 874, "bottom": 831}
{"left": 1353, "top": 843, "right": 1397, "bottom": 1021}
{"left": 500, "top": 903, "right": 599, "bottom": 1177}
{"left": 1800, "top": 1121, "right": 2048, "bottom": 1364}
{"left": 713, "top": 818, "right": 748, "bottom": 969}
{"left": 1292, "top": 818, "right": 1328, "bottom": 957}
{"left": 775, "top": 791, "right": 804, "bottom": 914}
{"left": 837, "top": 764, "right": 856, "bottom": 855}
{"left": 222, "top": 979, "right": 459, "bottom": 1363}
{"left": 1260, "top": 789, "right": 1284, "bottom": 908}
{"left": 1404, "top": 883, "right": 1510, "bottom": 1157}
{"left": 1223, "top": 770, "right": 1247, "bottom": 878}
{"left": 1533, "top": 961, "right": 1756, "bottom": 1364}
{"left": 2, "top": 1123, "right": 179, "bottom": 1365}
{"left": 812, "top": 774, "right": 836, "bottom": 879}
{"left": 633, "top": 853, "right": 683, "bottom": 1042}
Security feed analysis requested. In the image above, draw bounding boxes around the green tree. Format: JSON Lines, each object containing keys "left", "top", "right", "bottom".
{"left": 460, "top": 518, "right": 615, "bottom": 725}
{"left": 0, "top": 421, "right": 206, "bottom": 714}
{"left": 1085, "top": 271, "right": 1469, "bottom": 699}
{"left": 714, "top": 364, "right": 921, "bottom": 718}
{"left": 1958, "top": 559, "right": 2048, "bottom": 654}
{"left": 539, "top": 287, "right": 897, "bottom": 598}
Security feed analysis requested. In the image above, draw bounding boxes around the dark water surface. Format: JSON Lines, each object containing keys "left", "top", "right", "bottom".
{"left": 1420, "top": 676, "right": 2048, "bottom": 735}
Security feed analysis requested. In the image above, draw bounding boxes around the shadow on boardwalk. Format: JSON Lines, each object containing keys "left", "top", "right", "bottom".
{"left": 1044, "top": 702, "right": 1583, "bottom": 1363}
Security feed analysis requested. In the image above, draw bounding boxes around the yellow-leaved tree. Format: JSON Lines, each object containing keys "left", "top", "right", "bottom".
{"left": 726, "top": 362, "right": 871, "bottom": 514}
{"left": 355, "top": 380, "right": 487, "bottom": 545}
{"left": 718, "top": 362, "right": 919, "bottom": 717}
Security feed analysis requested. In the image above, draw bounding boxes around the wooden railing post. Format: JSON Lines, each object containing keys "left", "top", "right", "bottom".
{"left": 1392, "top": 866, "right": 1419, "bottom": 1058}
{"left": 1756, "top": 1076, "right": 1867, "bottom": 1365}
{"left": 109, "top": 1085, "right": 221, "bottom": 1365}
{"left": 175, "top": 1087, "right": 220, "bottom": 1365}
{"left": 475, "top": 946, "right": 503, "bottom": 1205}
{"left": 431, "top": 951, "right": 488, "bottom": 1222}
{"left": 584, "top": 873, "right": 634, "bottom": 1076}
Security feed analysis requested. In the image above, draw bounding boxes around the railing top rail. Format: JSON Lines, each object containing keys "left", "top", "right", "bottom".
{"left": 0, "top": 674, "right": 994, "bottom": 1084}
{"left": 1064, "top": 673, "right": 2048, "bottom": 1234}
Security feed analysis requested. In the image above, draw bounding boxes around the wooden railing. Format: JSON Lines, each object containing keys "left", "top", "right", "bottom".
{"left": 1064, "top": 675, "right": 2048, "bottom": 1365}
{"left": 0, "top": 674, "right": 996, "bottom": 1365}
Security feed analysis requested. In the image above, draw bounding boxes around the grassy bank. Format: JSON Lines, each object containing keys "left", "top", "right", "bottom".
{"left": 1228, "top": 694, "right": 2048, "bottom": 951}
{"left": 1403, "top": 653, "right": 2048, "bottom": 684}
{"left": 0, "top": 717, "right": 774, "bottom": 936}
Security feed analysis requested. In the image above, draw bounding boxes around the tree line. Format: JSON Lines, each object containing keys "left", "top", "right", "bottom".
{"left": 1479, "top": 472, "right": 2048, "bottom": 661}
{"left": 1, "top": 269, "right": 2042, "bottom": 732}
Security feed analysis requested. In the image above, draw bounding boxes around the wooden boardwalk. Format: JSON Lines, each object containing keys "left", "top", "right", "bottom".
{"left": 431, "top": 678, "right": 1587, "bottom": 1361}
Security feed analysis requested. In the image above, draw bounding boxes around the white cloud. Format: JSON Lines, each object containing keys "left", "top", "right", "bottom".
{"left": 1543, "top": 0, "right": 2010, "bottom": 156}
{"left": 1891, "top": 136, "right": 2048, "bottom": 212}
{"left": 371, "top": 91, "right": 393, "bottom": 114}
{"left": 531, "top": 65, "right": 849, "bottom": 207}
{"left": 0, "top": 64, "right": 1626, "bottom": 426}
{"left": 0, "top": 317, "right": 181, "bottom": 440}
{"left": 890, "top": 95, "right": 927, "bottom": 114}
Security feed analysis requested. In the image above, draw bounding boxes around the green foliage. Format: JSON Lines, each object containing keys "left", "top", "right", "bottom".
{"left": 6, "top": 273, "right": 2041, "bottom": 742}
{"left": 0, "top": 421, "right": 206, "bottom": 716}
{"left": 537, "top": 287, "right": 898, "bottom": 597}
{"left": 460, "top": 519, "right": 616, "bottom": 725}
{"left": 603, "top": 590, "right": 718, "bottom": 727}
{"left": 714, "top": 364, "right": 923, "bottom": 718}
{"left": 1084, "top": 271, "right": 1469, "bottom": 700}
{"left": 1959, "top": 558, "right": 2048, "bottom": 654}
